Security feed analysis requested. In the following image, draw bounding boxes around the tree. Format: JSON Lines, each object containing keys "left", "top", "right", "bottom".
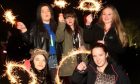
{"left": 123, "top": 19, "right": 140, "bottom": 48}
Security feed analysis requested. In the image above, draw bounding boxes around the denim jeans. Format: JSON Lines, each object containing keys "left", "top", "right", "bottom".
{"left": 48, "top": 55, "right": 58, "bottom": 69}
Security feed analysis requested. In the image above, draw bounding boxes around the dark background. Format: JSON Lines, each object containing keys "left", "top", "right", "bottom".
{"left": 0, "top": 0, "right": 140, "bottom": 84}
{"left": 0, "top": 0, "right": 140, "bottom": 41}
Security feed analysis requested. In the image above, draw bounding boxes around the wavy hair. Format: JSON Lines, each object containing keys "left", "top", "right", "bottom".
{"left": 98, "top": 5, "right": 128, "bottom": 47}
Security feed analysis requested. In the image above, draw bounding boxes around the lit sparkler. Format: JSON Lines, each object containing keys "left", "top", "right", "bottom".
{"left": 4, "top": 61, "right": 37, "bottom": 84}
{"left": 0, "top": 3, "right": 5, "bottom": 11}
{"left": 3, "top": 10, "right": 17, "bottom": 26}
{"left": 55, "top": 49, "right": 91, "bottom": 84}
{"left": 53, "top": 0, "right": 68, "bottom": 9}
{"left": 77, "top": 0, "right": 102, "bottom": 12}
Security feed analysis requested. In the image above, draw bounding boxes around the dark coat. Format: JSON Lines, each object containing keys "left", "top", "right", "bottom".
{"left": 56, "top": 22, "right": 86, "bottom": 76}
{"left": 21, "top": 23, "right": 50, "bottom": 51}
{"left": 21, "top": 22, "right": 62, "bottom": 56}
{"left": 83, "top": 23, "right": 123, "bottom": 59}
{"left": 72, "top": 60, "right": 130, "bottom": 84}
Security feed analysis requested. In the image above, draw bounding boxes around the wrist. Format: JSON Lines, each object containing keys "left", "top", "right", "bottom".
{"left": 21, "top": 28, "right": 27, "bottom": 33}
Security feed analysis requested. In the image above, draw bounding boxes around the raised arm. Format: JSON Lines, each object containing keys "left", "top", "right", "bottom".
{"left": 56, "top": 13, "right": 66, "bottom": 42}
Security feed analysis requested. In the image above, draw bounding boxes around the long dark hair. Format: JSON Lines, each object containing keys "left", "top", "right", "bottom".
{"left": 36, "top": 3, "right": 57, "bottom": 34}
{"left": 30, "top": 57, "right": 50, "bottom": 83}
{"left": 64, "top": 9, "right": 81, "bottom": 35}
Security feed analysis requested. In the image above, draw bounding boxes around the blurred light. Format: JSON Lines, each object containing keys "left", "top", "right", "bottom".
{"left": 3, "top": 50, "right": 7, "bottom": 54}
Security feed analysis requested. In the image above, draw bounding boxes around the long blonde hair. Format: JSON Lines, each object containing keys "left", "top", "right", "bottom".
{"left": 98, "top": 5, "right": 128, "bottom": 47}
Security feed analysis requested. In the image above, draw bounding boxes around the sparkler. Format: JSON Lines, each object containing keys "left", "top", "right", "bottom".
{"left": 53, "top": 0, "right": 68, "bottom": 9}
{"left": 3, "top": 10, "right": 17, "bottom": 26}
{"left": 77, "top": 0, "right": 102, "bottom": 12}
{"left": 55, "top": 49, "right": 91, "bottom": 84}
{"left": 0, "top": 3, "right": 5, "bottom": 11}
{"left": 0, "top": 3, "right": 17, "bottom": 26}
{"left": 4, "top": 61, "right": 37, "bottom": 84}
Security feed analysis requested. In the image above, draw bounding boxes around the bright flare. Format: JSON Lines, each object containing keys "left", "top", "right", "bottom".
{"left": 54, "top": 0, "right": 68, "bottom": 9}
{"left": 77, "top": 0, "right": 102, "bottom": 12}
{"left": 55, "top": 49, "right": 91, "bottom": 84}
{"left": 3, "top": 10, "right": 16, "bottom": 26}
{"left": 4, "top": 61, "right": 37, "bottom": 84}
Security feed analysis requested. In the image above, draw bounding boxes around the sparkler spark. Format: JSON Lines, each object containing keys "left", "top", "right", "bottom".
{"left": 4, "top": 61, "right": 37, "bottom": 84}
{"left": 53, "top": 0, "right": 68, "bottom": 9}
{"left": 55, "top": 49, "right": 91, "bottom": 84}
{"left": 77, "top": 0, "right": 102, "bottom": 12}
{"left": 0, "top": 3, "right": 5, "bottom": 11}
{"left": 3, "top": 10, "right": 16, "bottom": 26}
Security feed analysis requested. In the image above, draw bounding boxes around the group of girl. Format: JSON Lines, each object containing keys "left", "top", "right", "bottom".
{"left": 15, "top": 3, "right": 130, "bottom": 84}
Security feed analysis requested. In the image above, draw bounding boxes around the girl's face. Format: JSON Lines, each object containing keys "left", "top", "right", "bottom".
{"left": 33, "top": 54, "right": 46, "bottom": 71}
{"left": 92, "top": 47, "right": 108, "bottom": 67}
{"left": 41, "top": 6, "right": 51, "bottom": 22}
{"left": 102, "top": 8, "right": 113, "bottom": 24}
{"left": 65, "top": 17, "right": 75, "bottom": 27}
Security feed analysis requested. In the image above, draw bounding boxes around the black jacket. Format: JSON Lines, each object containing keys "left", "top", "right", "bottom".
{"left": 22, "top": 23, "right": 50, "bottom": 51}
{"left": 21, "top": 23, "right": 62, "bottom": 54}
{"left": 72, "top": 61, "right": 130, "bottom": 84}
{"left": 83, "top": 23, "right": 123, "bottom": 59}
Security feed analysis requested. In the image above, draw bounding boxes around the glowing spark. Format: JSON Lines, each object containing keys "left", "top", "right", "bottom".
{"left": 55, "top": 49, "right": 91, "bottom": 84}
{"left": 5, "top": 61, "right": 37, "bottom": 84}
{"left": 0, "top": 3, "right": 5, "bottom": 11}
{"left": 54, "top": 0, "right": 68, "bottom": 9}
{"left": 3, "top": 10, "right": 16, "bottom": 26}
{"left": 77, "top": 0, "right": 102, "bottom": 12}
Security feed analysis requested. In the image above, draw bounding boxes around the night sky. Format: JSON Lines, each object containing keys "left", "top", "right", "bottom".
{"left": 0, "top": 1, "right": 140, "bottom": 83}
{"left": 0, "top": 0, "right": 140, "bottom": 41}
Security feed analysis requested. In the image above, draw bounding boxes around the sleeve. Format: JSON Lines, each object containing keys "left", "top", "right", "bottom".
{"left": 83, "top": 24, "right": 104, "bottom": 48}
{"left": 79, "top": 27, "right": 85, "bottom": 46}
{"left": 105, "top": 28, "right": 124, "bottom": 56}
{"left": 56, "top": 22, "right": 66, "bottom": 42}
{"left": 21, "top": 23, "right": 36, "bottom": 48}
{"left": 71, "top": 69, "right": 87, "bottom": 84}
{"left": 83, "top": 25, "right": 94, "bottom": 44}
{"left": 116, "top": 66, "right": 131, "bottom": 84}
{"left": 24, "top": 59, "right": 31, "bottom": 71}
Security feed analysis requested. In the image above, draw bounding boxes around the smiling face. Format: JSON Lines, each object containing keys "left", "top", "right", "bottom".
{"left": 41, "top": 6, "right": 51, "bottom": 23}
{"left": 33, "top": 54, "right": 46, "bottom": 71}
{"left": 101, "top": 7, "right": 114, "bottom": 24}
{"left": 92, "top": 47, "right": 108, "bottom": 67}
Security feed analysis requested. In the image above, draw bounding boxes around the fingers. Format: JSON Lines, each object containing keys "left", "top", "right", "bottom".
{"left": 58, "top": 13, "right": 65, "bottom": 22}
{"left": 77, "top": 62, "right": 87, "bottom": 71}
{"left": 97, "top": 40, "right": 105, "bottom": 44}
{"left": 78, "top": 46, "right": 86, "bottom": 51}
{"left": 85, "top": 14, "right": 93, "bottom": 25}
{"left": 16, "top": 21, "right": 27, "bottom": 33}
{"left": 16, "top": 22, "right": 25, "bottom": 29}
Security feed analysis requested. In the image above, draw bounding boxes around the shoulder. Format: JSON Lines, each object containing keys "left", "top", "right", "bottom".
{"left": 94, "top": 23, "right": 103, "bottom": 30}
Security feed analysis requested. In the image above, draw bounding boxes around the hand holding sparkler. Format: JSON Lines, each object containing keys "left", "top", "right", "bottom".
{"left": 55, "top": 49, "right": 91, "bottom": 84}
{"left": 85, "top": 14, "right": 93, "bottom": 26}
{"left": 58, "top": 13, "right": 65, "bottom": 23}
{"left": 97, "top": 40, "right": 105, "bottom": 44}
{"left": 77, "top": 62, "right": 87, "bottom": 71}
{"left": 16, "top": 21, "right": 27, "bottom": 33}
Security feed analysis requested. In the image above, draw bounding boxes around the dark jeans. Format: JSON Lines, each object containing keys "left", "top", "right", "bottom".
{"left": 49, "top": 68, "right": 57, "bottom": 84}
